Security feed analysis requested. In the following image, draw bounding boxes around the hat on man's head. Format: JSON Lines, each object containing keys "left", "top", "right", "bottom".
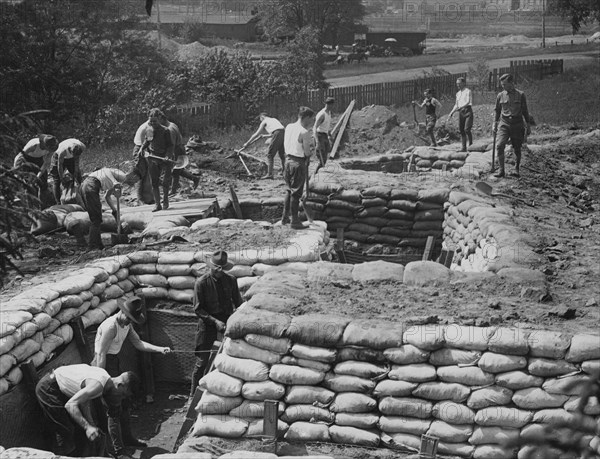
{"left": 206, "top": 250, "right": 233, "bottom": 270}
{"left": 40, "top": 135, "right": 59, "bottom": 151}
{"left": 118, "top": 296, "right": 146, "bottom": 324}
{"left": 325, "top": 97, "right": 335, "bottom": 104}
{"left": 500, "top": 73, "right": 514, "bottom": 83}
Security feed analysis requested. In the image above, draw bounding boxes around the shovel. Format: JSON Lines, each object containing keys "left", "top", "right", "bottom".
{"left": 476, "top": 182, "right": 533, "bottom": 206}
{"left": 110, "top": 184, "right": 129, "bottom": 245}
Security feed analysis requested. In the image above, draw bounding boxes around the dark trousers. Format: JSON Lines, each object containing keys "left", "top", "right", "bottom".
{"left": 425, "top": 114, "right": 437, "bottom": 146}
{"left": 315, "top": 132, "right": 330, "bottom": 167}
{"left": 283, "top": 156, "right": 306, "bottom": 223}
{"left": 267, "top": 129, "right": 286, "bottom": 167}
{"left": 148, "top": 157, "right": 172, "bottom": 207}
{"left": 496, "top": 120, "right": 525, "bottom": 173}
{"left": 191, "top": 319, "right": 219, "bottom": 395}
{"left": 76, "top": 177, "right": 102, "bottom": 226}
{"left": 458, "top": 107, "right": 473, "bottom": 150}
{"left": 50, "top": 158, "right": 76, "bottom": 204}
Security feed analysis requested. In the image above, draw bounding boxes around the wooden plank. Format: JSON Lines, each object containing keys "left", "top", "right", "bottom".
{"left": 138, "top": 299, "right": 156, "bottom": 403}
{"left": 72, "top": 317, "right": 92, "bottom": 363}
{"left": 263, "top": 400, "right": 279, "bottom": 440}
{"left": 329, "top": 99, "right": 355, "bottom": 160}
{"left": 422, "top": 235, "right": 435, "bottom": 261}
{"left": 229, "top": 185, "right": 243, "bottom": 219}
{"left": 119, "top": 198, "right": 216, "bottom": 215}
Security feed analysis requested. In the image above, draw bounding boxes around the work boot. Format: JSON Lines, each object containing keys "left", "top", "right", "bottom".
{"left": 261, "top": 158, "right": 274, "bottom": 179}
{"left": 152, "top": 204, "right": 162, "bottom": 212}
{"left": 192, "top": 176, "right": 200, "bottom": 190}
{"left": 121, "top": 411, "right": 147, "bottom": 448}
{"left": 88, "top": 224, "right": 104, "bottom": 250}
{"left": 461, "top": 137, "right": 467, "bottom": 152}
{"left": 290, "top": 199, "right": 305, "bottom": 229}
{"left": 281, "top": 195, "right": 291, "bottom": 225}
{"left": 494, "top": 151, "right": 505, "bottom": 178}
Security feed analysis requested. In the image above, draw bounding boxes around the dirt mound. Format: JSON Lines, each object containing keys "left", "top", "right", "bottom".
{"left": 351, "top": 105, "right": 399, "bottom": 134}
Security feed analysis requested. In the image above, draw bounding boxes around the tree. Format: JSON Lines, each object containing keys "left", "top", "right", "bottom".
{"left": 256, "top": 0, "right": 365, "bottom": 41}
{"left": 551, "top": 0, "right": 600, "bottom": 32}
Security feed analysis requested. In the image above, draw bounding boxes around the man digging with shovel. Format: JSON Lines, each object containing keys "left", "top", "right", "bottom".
{"left": 241, "top": 112, "right": 286, "bottom": 179}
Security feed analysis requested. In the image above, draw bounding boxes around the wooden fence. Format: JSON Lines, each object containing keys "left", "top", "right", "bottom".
{"left": 128, "top": 73, "right": 465, "bottom": 134}
{"left": 488, "top": 59, "right": 563, "bottom": 90}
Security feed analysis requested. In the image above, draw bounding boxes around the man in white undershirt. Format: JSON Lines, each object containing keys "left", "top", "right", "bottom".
{"left": 313, "top": 97, "right": 335, "bottom": 168}
{"left": 446, "top": 77, "right": 473, "bottom": 152}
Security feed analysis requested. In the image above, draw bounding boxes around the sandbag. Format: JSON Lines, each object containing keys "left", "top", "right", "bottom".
{"left": 467, "top": 386, "right": 513, "bottom": 409}
{"left": 378, "top": 416, "right": 431, "bottom": 435}
{"left": 356, "top": 207, "right": 387, "bottom": 218}
{"left": 284, "top": 385, "right": 335, "bottom": 405}
{"left": 195, "top": 391, "right": 243, "bottom": 415}
{"left": 41, "top": 319, "right": 60, "bottom": 337}
{"left": 167, "top": 276, "right": 196, "bottom": 290}
{"left": 526, "top": 330, "right": 571, "bottom": 359}
{"left": 52, "top": 274, "right": 95, "bottom": 296}
{"left": 390, "top": 189, "right": 418, "bottom": 201}
{"left": 241, "top": 381, "right": 286, "bottom": 401}
{"left": 582, "top": 360, "right": 600, "bottom": 375}
{"left": 330, "top": 393, "right": 376, "bottom": 413}
{"left": 229, "top": 400, "right": 285, "bottom": 418}
{"left": 281, "top": 356, "right": 331, "bottom": 373}
{"left": 244, "top": 419, "right": 289, "bottom": 438}
{"left": 436, "top": 441, "right": 475, "bottom": 457}
{"left": 215, "top": 354, "right": 270, "bottom": 382}
{"left": 192, "top": 414, "right": 248, "bottom": 438}
{"left": 418, "top": 188, "right": 449, "bottom": 204}
{"left": 335, "top": 412, "right": 379, "bottom": 429}
{"left": 243, "top": 334, "right": 290, "bottom": 355}
{"left": 198, "top": 370, "right": 243, "bottom": 397}
{"left": 469, "top": 426, "right": 519, "bottom": 445}
{"left": 532, "top": 409, "right": 596, "bottom": 431}
{"left": 473, "top": 445, "right": 517, "bottom": 459}
{"left": 342, "top": 231, "right": 369, "bottom": 242}
{"left": 564, "top": 395, "right": 600, "bottom": 415}
{"left": 437, "top": 365, "right": 495, "bottom": 386}
{"left": 427, "top": 420, "right": 473, "bottom": 442}
{"left": 117, "top": 279, "right": 135, "bottom": 293}
{"left": 128, "top": 263, "right": 157, "bottom": 275}
{"left": 226, "top": 308, "right": 290, "bottom": 340}
{"left": 43, "top": 299, "right": 62, "bottom": 318}
{"left": 347, "top": 223, "right": 378, "bottom": 235}
{"left": 380, "top": 227, "right": 411, "bottom": 238}
{"left": 429, "top": 349, "right": 481, "bottom": 366}
{"left": 291, "top": 343, "right": 337, "bottom": 363}
{"left": 323, "top": 373, "right": 376, "bottom": 394}
{"left": 373, "top": 380, "right": 418, "bottom": 398}
{"left": 337, "top": 347, "right": 386, "bottom": 363}
{"left": 2, "top": 298, "right": 45, "bottom": 315}
{"left": 367, "top": 234, "right": 401, "bottom": 245}
{"left": 0, "top": 334, "right": 17, "bottom": 355}
{"left": 9, "top": 338, "right": 41, "bottom": 362}
{"left": 40, "top": 334, "right": 64, "bottom": 355}
{"left": 389, "top": 363, "right": 436, "bottom": 382}
{"left": 89, "top": 282, "right": 106, "bottom": 297}
{"left": 387, "top": 200, "right": 417, "bottom": 212}
{"left": 565, "top": 334, "right": 600, "bottom": 362}
{"left": 474, "top": 407, "right": 533, "bottom": 428}
{"left": 512, "top": 388, "right": 568, "bottom": 409}
{"left": 0, "top": 354, "right": 16, "bottom": 378}
{"left": 432, "top": 401, "right": 475, "bottom": 425}
{"left": 444, "top": 325, "right": 493, "bottom": 351}
{"left": 341, "top": 320, "right": 404, "bottom": 350}
{"left": 412, "top": 382, "right": 470, "bottom": 403}
{"left": 384, "top": 346, "right": 430, "bottom": 364}
{"left": 415, "top": 209, "right": 444, "bottom": 221}
{"left": 0, "top": 378, "right": 8, "bottom": 396}
{"left": 542, "top": 374, "right": 589, "bottom": 395}
{"left": 402, "top": 324, "right": 445, "bottom": 350}
{"left": 488, "top": 327, "right": 529, "bottom": 356}
{"left": 60, "top": 294, "right": 84, "bottom": 309}
{"left": 53, "top": 324, "right": 73, "bottom": 343}
{"left": 378, "top": 397, "right": 432, "bottom": 419}
{"left": 495, "top": 371, "right": 544, "bottom": 390}
{"left": 135, "top": 286, "right": 168, "bottom": 299}
{"left": 167, "top": 289, "right": 193, "bottom": 303}
{"left": 96, "top": 299, "right": 119, "bottom": 317}
{"left": 281, "top": 404, "right": 334, "bottom": 424}
{"left": 527, "top": 358, "right": 578, "bottom": 377}
{"left": 80, "top": 308, "right": 107, "bottom": 329}
{"left": 333, "top": 361, "right": 389, "bottom": 379}
{"left": 224, "top": 339, "right": 281, "bottom": 365}
{"left": 284, "top": 422, "right": 330, "bottom": 442}
{"left": 11, "top": 284, "right": 59, "bottom": 303}
{"left": 286, "top": 314, "right": 349, "bottom": 347}
{"left": 156, "top": 264, "right": 192, "bottom": 277}
{"left": 269, "top": 364, "right": 325, "bottom": 386}
{"left": 478, "top": 352, "right": 527, "bottom": 373}
{"left": 329, "top": 425, "right": 380, "bottom": 447}
{"left": 11, "top": 321, "right": 39, "bottom": 343}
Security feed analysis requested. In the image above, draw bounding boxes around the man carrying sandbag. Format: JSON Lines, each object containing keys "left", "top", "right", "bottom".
{"left": 191, "top": 250, "right": 242, "bottom": 397}
{"left": 92, "top": 297, "right": 171, "bottom": 457}
{"left": 35, "top": 363, "right": 139, "bottom": 458}
{"left": 13, "top": 134, "right": 59, "bottom": 200}
{"left": 50, "top": 138, "right": 85, "bottom": 204}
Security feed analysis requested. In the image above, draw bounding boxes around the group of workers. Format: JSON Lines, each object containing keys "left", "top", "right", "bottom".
{"left": 412, "top": 73, "right": 530, "bottom": 177}
{"left": 34, "top": 248, "right": 241, "bottom": 459}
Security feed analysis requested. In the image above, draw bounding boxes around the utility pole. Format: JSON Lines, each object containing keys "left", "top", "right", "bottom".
{"left": 541, "top": 0, "right": 546, "bottom": 48}
{"left": 157, "top": 0, "right": 162, "bottom": 50}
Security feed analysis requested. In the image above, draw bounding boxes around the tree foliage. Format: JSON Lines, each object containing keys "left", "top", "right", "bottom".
{"left": 256, "top": 0, "right": 365, "bottom": 41}
{"left": 550, "top": 0, "right": 600, "bottom": 32}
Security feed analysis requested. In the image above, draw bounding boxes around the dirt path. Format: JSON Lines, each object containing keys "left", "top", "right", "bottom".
{"left": 328, "top": 51, "right": 598, "bottom": 87}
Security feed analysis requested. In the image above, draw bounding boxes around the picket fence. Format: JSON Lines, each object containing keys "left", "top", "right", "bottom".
{"left": 488, "top": 59, "right": 563, "bottom": 90}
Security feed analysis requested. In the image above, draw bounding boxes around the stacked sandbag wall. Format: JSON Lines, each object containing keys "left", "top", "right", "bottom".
{"left": 304, "top": 185, "right": 449, "bottom": 250}
{"left": 0, "top": 221, "right": 329, "bottom": 396}
{"left": 338, "top": 147, "right": 470, "bottom": 173}
{"left": 192, "top": 309, "right": 600, "bottom": 458}
{"left": 219, "top": 198, "right": 284, "bottom": 222}
{"left": 443, "top": 192, "right": 542, "bottom": 273}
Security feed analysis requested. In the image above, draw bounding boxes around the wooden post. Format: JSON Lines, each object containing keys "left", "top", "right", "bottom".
{"left": 229, "top": 185, "right": 243, "bottom": 219}
{"left": 72, "top": 317, "right": 92, "bottom": 363}
{"left": 137, "top": 299, "right": 156, "bottom": 403}
{"left": 263, "top": 400, "right": 279, "bottom": 454}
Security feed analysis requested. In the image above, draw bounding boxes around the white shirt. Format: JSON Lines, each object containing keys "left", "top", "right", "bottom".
{"left": 22, "top": 138, "right": 49, "bottom": 158}
{"left": 315, "top": 108, "right": 332, "bottom": 134}
{"left": 454, "top": 88, "right": 472, "bottom": 110}
{"left": 52, "top": 139, "right": 85, "bottom": 166}
{"left": 284, "top": 121, "right": 311, "bottom": 158}
{"left": 54, "top": 364, "right": 111, "bottom": 397}
{"left": 263, "top": 117, "right": 284, "bottom": 134}
{"left": 88, "top": 168, "right": 126, "bottom": 191}
{"left": 95, "top": 314, "right": 131, "bottom": 355}
{"left": 134, "top": 121, "right": 150, "bottom": 146}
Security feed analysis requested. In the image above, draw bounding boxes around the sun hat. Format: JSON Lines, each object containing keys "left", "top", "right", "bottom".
{"left": 325, "top": 97, "right": 335, "bottom": 104}
{"left": 500, "top": 73, "right": 514, "bottom": 83}
{"left": 118, "top": 296, "right": 146, "bottom": 324}
{"left": 206, "top": 250, "right": 233, "bottom": 271}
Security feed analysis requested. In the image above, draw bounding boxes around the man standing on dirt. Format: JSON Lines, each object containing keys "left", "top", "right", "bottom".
{"left": 35, "top": 363, "right": 139, "bottom": 458}
{"left": 282, "top": 106, "right": 315, "bottom": 229}
{"left": 446, "top": 77, "right": 473, "bottom": 152}
{"left": 191, "top": 250, "right": 242, "bottom": 397}
{"left": 140, "top": 109, "right": 174, "bottom": 211}
{"left": 313, "top": 97, "right": 335, "bottom": 167}
{"left": 493, "top": 73, "right": 531, "bottom": 178}
{"left": 242, "top": 112, "right": 286, "bottom": 179}
{"left": 413, "top": 89, "right": 442, "bottom": 147}
{"left": 92, "top": 296, "right": 171, "bottom": 456}
{"left": 13, "top": 134, "right": 59, "bottom": 201}
{"left": 155, "top": 112, "right": 200, "bottom": 194}
{"left": 50, "top": 138, "right": 85, "bottom": 204}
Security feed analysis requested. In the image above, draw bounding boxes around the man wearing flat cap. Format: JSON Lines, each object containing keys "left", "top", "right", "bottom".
{"left": 92, "top": 296, "right": 170, "bottom": 456}
{"left": 493, "top": 73, "right": 531, "bottom": 178}
{"left": 313, "top": 97, "right": 335, "bottom": 168}
{"left": 191, "top": 250, "right": 242, "bottom": 396}
{"left": 14, "top": 134, "right": 59, "bottom": 201}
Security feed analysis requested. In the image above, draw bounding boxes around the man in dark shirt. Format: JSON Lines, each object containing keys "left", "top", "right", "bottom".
{"left": 141, "top": 109, "right": 174, "bottom": 211}
{"left": 190, "top": 250, "right": 242, "bottom": 396}
{"left": 493, "top": 73, "right": 531, "bottom": 178}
